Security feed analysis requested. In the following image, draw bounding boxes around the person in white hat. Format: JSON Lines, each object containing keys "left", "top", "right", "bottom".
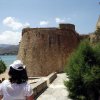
{"left": 0, "top": 60, "right": 34, "bottom": 100}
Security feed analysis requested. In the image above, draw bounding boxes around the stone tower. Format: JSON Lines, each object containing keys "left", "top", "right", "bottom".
{"left": 18, "top": 23, "right": 80, "bottom": 77}
{"left": 90, "top": 16, "right": 100, "bottom": 43}
{"left": 96, "top": 16, "right": 100, "bottom": 28}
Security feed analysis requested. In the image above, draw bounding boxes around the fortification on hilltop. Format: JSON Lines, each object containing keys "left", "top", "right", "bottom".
{"left": 96, "top": 16, "right": 100, "bottom": 29}
{"left": 90, "top": 16, "right": 100, "bottom": 43}
{"left": 18, "top": 23, "right": 80, "bottom": 76}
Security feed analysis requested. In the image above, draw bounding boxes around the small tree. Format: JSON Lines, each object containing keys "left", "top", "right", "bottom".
{"left": 65, "top": 40, "right": 100, "bottom": 100}
{"left": 0, "top": 59, "right": 7, "bottom": 74}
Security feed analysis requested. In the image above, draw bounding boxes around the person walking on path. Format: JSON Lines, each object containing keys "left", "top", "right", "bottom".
{"left": 0, "top": 60, "right": 34, "bottom": 100}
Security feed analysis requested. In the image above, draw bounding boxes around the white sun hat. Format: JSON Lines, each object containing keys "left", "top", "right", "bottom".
{"left": 10, "top": 60, "right": 25, "bottom": 71}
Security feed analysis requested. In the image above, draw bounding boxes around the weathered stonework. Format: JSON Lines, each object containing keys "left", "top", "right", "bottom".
{"left": 18, "top": 24, "right": 80, "bottom": 76}
{"left": 96, "top": 16, "right": 100, "bottom": 29}
{"left": 90, "top": 16, "right": 100, "bottom": 43}
{"left": 89, "top": 33, "right": 100, "bottom": 43}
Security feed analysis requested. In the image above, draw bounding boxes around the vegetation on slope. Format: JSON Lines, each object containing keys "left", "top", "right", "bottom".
{"left": 0, "top": 59, "right": 7, "bottom": 74}
{"left": 0, "top": 44, "right": 19, "bottom": 55}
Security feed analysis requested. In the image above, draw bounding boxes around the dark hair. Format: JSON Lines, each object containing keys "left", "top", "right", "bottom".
{"left": 8, "top": 67, "right": 28, "bottom": 84}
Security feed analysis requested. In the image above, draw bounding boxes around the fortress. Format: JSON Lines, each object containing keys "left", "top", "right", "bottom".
{"left": 18, "top": 24, "right": 81, "bottom": 76}
{"left": 90, "top": 16, "right": 100, "bottom": 43}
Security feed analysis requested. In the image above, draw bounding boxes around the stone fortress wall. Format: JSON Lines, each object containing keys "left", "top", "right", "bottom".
{"left": 18, "top": 24, "right": 80, "bottom": 76}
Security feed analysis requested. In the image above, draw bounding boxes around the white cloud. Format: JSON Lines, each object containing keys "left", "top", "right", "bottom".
{"left": 55, "top": 18, "right": 66, "bottom": 23}
{"left": 39, "top": 21, "right": 49, "bottom": 26}
{"left": 23, "top": 22, "right": 30, "bottom": 28}
{"left": 0, "top": 31, "right": 21, "bottom": 45}
{"left": 3, "top": 17, "right": 30, "bottom": 30}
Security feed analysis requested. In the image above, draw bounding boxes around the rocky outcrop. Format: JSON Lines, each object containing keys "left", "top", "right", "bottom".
{"left": 18, "top": 24, "right": 80, "bottom": 76}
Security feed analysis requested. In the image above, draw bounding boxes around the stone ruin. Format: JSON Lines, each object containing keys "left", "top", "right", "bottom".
{"left": 89, "top": 16, "right": 100, "bottom": 43}
{"left": 18, "top": 23, "right": 80, "bottom": 76}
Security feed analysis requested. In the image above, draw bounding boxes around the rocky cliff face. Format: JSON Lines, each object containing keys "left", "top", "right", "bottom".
{"left": 18, "top": 24, "right": 80, "bottom": 76}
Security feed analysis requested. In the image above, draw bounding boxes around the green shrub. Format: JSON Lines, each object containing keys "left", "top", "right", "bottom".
{"left": 65, "top": 40, "right": 100, "bottom": 100}
{"left": 0, "top": 59, "right": 7, "bottom": 74}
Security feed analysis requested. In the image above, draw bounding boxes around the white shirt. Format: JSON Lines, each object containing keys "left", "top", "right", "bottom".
{"left": 0, "top": 80, "right": 33, "bottom": 100}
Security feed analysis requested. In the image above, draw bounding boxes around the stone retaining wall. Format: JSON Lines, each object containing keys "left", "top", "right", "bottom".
{"left": 30, "top": 72, "right": 57, "bottom": 98}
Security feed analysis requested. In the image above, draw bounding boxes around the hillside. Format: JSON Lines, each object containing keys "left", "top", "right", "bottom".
{"left": 0, "top": 44, "right": 19, "bottom": 55}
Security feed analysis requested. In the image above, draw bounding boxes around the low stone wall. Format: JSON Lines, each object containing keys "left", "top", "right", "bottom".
{"left": 30, "top": 72, "right": 57, "bottom": 98}
{"left": 47, "top": 72, "right": 57, "bottom": 86}
{"left": 31, "top": 80, "right": 47, "bottom": 97}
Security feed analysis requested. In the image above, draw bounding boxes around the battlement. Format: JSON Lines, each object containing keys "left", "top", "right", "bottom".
{"left": 59, "top": 23, "right": 75, "bottom": 31}
{"left": 22, "top": 23, "right": 76, "bottom": 36}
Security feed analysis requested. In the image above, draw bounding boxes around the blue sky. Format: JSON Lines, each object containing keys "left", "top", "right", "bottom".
{"left": 0, "top": 0, "right": 100, "bottom": 44}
